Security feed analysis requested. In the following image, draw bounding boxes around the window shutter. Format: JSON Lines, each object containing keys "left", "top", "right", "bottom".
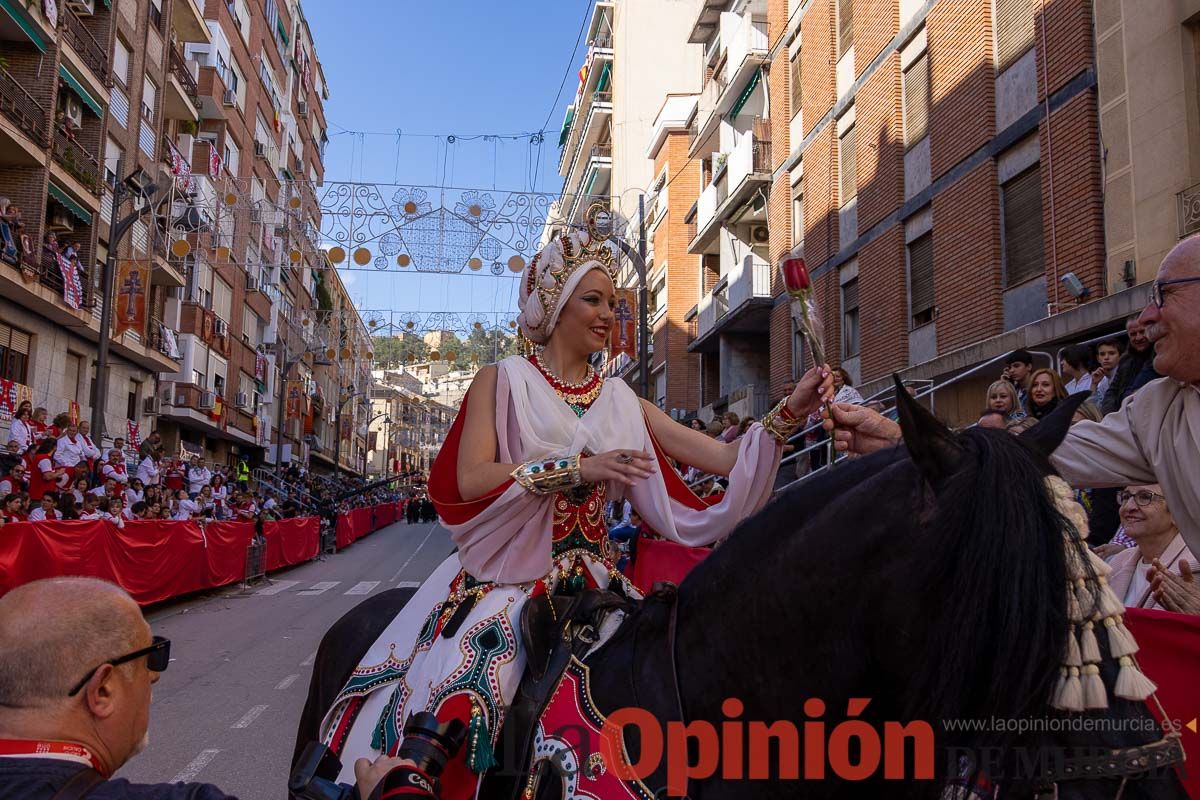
{"left": 908, "top": 232, "right": 934, "bottom": 322}
{"left": 839, "top": 126, "right": 856, "bottom": 206}
{"left": 838, "top": 0, "right": 854, "bottom": 58}
{"left": 995, "top": 0, "right": 1035, "bottom": 72}
{"left": 903, "top": 53, "right": 930, "bottom": 149}
{"left": 1003, "top": 165, "right": 1044, "bottom": 286}
{"left": 842, "top": 278, "right": 859, "bottom": 311}
{"left": 789, "top": 50, "right": 802, "bottom": 118}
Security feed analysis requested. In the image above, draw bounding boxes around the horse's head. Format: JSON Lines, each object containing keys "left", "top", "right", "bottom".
{"left": 892, "top": 381, "right": 1187, "bottom": 800}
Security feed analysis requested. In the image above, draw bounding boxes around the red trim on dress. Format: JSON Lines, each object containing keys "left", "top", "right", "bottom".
{"left": 428, "top": 387, "right": 512, "bottom": 526}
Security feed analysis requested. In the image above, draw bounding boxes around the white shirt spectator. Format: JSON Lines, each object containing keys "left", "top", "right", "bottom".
{"left": 212, "top": 484, "right": 228, "bottom": 507}
{"left": 187, "top": 466, "right": 212, "bottom": 495}
{"left": 0, "top": 477, "right": 20, "bottom": 495}
{"left": 125, "top": 487, "right": 144, "bottom": 506}
{"left": 7, "top": 418, "right": 32, "bottom": 451}
{"left": 79, "top": 511, "right": 102, "bottom": 520}
{"left": 54, "top": 434, "right": 85, "bottom": 468}
{"left": 28, "top": 507, "right": 62, "bottom": 522}
{"left": 136, "top": 456, "right": 160, "bottom": 486}
{"left": 79, "top": 434, "right": 101, "bottom": 462}
{"left": 88, "top": 486, "right": 109, "bottom": 498}
{"left": 37, "top": 456, "right": 69, "bottom": 488}
{"left": 173, "top": 498, "right": 199, "bottom": 520}
{"left": 102, "top": 510, "right": 125, "bottom": 528}
{"left": 102, "top": 462, "right": 130, "bottom": 485}
{"left": 70, "top": 489, "right": 84, "bottom": 504}
{"left": 1064, "top": 373, "right": 1094, "bottom": 396}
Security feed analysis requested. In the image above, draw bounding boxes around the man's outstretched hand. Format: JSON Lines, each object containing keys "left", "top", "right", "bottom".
{"left": 822, "top": 403, "right": 901, "bottom": 456}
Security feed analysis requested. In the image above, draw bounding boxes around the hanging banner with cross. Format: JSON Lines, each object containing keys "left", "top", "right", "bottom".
{"left": 114, "top": 261, "right": 149, "bottom": 337}
{"left": 610, "top": 288, "right": 637, "bottom": 361}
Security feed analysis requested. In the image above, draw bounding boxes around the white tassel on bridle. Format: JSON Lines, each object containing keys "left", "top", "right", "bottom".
{"left": 1045, "top": 476, "right": 1157, "bottom": 712}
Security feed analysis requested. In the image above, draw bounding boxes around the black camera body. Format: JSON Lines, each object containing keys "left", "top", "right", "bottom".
{"left": 289, "top": 711, "right": 467, "bottom": 800}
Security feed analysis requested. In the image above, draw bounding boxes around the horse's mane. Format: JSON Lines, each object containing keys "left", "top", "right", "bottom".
{"left": 697, "top": 428, "right": 1076, "bottom": 745}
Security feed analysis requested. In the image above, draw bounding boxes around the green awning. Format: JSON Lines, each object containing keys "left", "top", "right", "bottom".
{"left": 281, "top": 167, "right": 295, "bottom": 181}
{"left": 58, "top": 66, "right": 103, "bottom": 117}
{"left": 557, "top": 105, "right": 575, "bottom": 147}
{"left": 48, "top": 183, "right": 93, "bottom": 225}
{"left": 728, "top": 68, "right": 762, "bottom": 120}
{"left": 276, "top": 17, "right": 290, "bottom": 45}
{"left": 0, "top": 0, "right": 48, "bottom": 52}
{"left": 596, "top": 61, "right": 611, "bottom": 93}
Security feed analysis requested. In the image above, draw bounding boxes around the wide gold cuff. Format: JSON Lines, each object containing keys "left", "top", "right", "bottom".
{"left": 761, "top": 398, "right": 804, "bottom": 443}
{"left": 510, "top": 454, "right": 584, "bottom": 495}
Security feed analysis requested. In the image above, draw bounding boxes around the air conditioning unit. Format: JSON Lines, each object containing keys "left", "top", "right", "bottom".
{"left": 142, "top": 396, "right": 161, "bottom": 415}
{"left": 235, "top": 391, "right": 250, "bottom": 409}
{"left": 63, "top": 95, "right": 84, "bottom": 129}
{"left": 249, "top": 208, "right": 262, "bottom": 223}
{"left": 47, "top": 208, "right": 76, "bottom": 232}
{"left": 65, "top": 0, "right": 95, "bottom": 14}
{"left": 160, "top": 383, "right": 174, "bottom": 403}
{"left": 246, "top": 277, "right": 259, "bottom": 293}
{"left": 199, "top": 392, "right": 216, "bottom": 409}
{"left": 254, "top": 141, "right": 267, "bottom": 159}
{"left": 297, "top": 101, "right": 308, "bottom": 118}
{"left": 750, "top": 225, "right": 770, "bottom": 244}
{"left": 222, "top": 89, "right": 237, "bottom": 107}
{"left": 213, "top": 317, "right": 228, "bottom": 336}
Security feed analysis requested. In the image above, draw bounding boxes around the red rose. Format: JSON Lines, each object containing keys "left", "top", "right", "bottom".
{"left": 780, "top": 256, "right": 810, "bottom": 295}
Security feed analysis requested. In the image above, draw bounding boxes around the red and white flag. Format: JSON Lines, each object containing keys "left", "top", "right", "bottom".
{"left": 56, "top": 252, "right": 83, "bottom": 310}
{"left": 209, "top": 141, "right": 222, "bottom": 178}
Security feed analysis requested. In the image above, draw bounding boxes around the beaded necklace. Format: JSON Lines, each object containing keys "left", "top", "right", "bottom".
{"left": 529, "top": 354, "right": 603, "bottom": 417}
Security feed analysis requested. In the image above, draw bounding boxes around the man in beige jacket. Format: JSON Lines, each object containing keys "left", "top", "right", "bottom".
{"left": 824, "top": 235, "right": 1200, "bottom": 559}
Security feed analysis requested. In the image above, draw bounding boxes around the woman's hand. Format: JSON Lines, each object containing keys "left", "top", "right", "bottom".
{"left": 822, "top": 403, "right": 901, "bottom": 456}
{"left": 786, "top": 365, "right": 835, "bottom": 418}
{"left": 1150, "top": 560, "right": 1200, "bottom": 615}
{"left": 580, "top": 450, "right": 656, "bottom": 487}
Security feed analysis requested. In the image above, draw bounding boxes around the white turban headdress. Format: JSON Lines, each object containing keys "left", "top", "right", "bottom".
{"left": 517, "top": 227, "right": 617, "bottom": 345}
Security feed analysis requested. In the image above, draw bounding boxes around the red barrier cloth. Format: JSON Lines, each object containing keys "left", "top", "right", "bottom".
{"left": 263, "top": 517, "right": 319, "bottom": 572}
{"left": 353, "top": 507, "right": 372, "bottom": 539}
{"left": 335, "top": 512, "right": 357, "bottom": 549}
{"left": 1124, "top": 608, "right": 1200, "bottom": 798}
{"left": 629, "top": 538, "right": 711, "bottom": 595}
{"left": 0, "top": 520, "right": 253, "bottom": 605}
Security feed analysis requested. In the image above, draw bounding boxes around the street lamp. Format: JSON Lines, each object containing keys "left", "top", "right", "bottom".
{"left": 91, "top": 166, "right": 163, "bottom": 440}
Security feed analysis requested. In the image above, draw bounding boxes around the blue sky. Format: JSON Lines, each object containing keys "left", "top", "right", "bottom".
{"left": 303, "top": 0, "right": 588, "bottom": 326}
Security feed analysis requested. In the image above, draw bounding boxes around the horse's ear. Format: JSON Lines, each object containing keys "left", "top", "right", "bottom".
{"left": 1020, "top": 391, "right": 1091, "bottom": 459}
{"left": 893, "top": 375, "right": 963, "bottom": 490}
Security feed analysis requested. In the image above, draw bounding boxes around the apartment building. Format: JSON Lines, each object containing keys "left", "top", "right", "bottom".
{"left": 685, "top": 0, "right": 775, "bottom": 421}
{"left": 0, "top": 0, "right": 362, "bottom": 473}
{"left": 0, "top": 0, "right": 182, "bottom": 444}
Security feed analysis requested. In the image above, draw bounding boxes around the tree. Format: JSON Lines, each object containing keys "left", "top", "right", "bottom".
{"left": 371, "top": 334, "right": 429, "bottom": 368}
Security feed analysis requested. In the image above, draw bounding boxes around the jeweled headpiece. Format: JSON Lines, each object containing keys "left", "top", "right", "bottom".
{"left": 517, "top": 204, "right": 619, "bottom": 345}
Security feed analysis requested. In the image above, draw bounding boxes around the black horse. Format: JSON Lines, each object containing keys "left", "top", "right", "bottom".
{"left": 295, "top": 388, "right": 1187, "bottom": 799}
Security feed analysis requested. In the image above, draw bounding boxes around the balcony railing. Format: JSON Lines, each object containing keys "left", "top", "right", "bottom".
{"left": 589, "top": 33, "right": 613, "bottom": 49}
{"left": 1177, "top": 181, "right": 1200, "bottom": 239}
{"left": 0, "top": 66, "right": 47, "bottom": 144}
{"left": 590, "top": 143, "right": 612, "bottom": 162}
{"left": 63, "top": 9, "right": 110, "bottom": 82}
{"left": 52, "top": 128, "right": 103, "bottom": 196}
{"left": 39, "top": 247, "right": 94, "bottom": 310}
{"left": 168, "top": 46, "right": 199, "bottom": 97}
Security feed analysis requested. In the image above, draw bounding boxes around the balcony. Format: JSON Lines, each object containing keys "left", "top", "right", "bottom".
{"left": 559, "top": 89, "right": 613, "bottom": 178}
{"left": 150, "top": 224, "right": 185, "bottom": 287}
{"left": 726, "top": 127, "right": 771, "bottom": 198}
{"left": 689, "top": 13, "right": 768, "bottom": 158}
{"left": 689, "top": 255, "right": 771, "bottom": 353}
{"left": 690, "top": 164, "right": 727, "bottom": 254}
{"left": 171, "top": 0, "right": 210, "bottom": 41}
{"left": 164, "top": 46, "right": 200, "bottom": 121}
{"left": 51, "top": 128, "right": 103, "bottom": 198}
{"left": 689, "top": 66, "right": 726, "bottom": 158}
{"left": 0, "top": 66, "right": 47, "bottom": 163}
{"left": 61, "top": 9, "right": 109, "bottom": 91}
{"left": 566, "top": 145, "right": 612, "bottom": 223}
{"left": 1177, "top": 181, "right": 1200, "bottom": 239}
{"left": 195, "top": 66, "right": 232, "bottom": 121}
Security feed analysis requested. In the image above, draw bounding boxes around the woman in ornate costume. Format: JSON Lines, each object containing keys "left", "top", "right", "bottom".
{"left": 320, "top": 215, "right": 834, "bottom": 795}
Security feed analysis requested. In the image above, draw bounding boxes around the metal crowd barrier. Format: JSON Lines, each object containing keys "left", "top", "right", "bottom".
{"left": 242, "top": 536, "right": 266, "bottom": 587}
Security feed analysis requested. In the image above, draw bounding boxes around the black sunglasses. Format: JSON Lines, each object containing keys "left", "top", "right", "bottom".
{"left": 67, "top": 636, "right": 171, "bottom": 696}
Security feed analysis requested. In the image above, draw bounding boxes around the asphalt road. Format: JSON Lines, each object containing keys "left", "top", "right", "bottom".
{"left": 116, "top": 520, "right": 456, "bottom": 800}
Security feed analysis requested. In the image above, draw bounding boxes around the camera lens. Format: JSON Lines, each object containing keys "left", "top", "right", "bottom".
{"left": 396, "top": 711, "right": 467, "bottom": 778}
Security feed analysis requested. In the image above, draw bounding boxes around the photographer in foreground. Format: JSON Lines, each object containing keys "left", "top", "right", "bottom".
{"left": 0, "top": 578, "right": 441, "bottom": 800}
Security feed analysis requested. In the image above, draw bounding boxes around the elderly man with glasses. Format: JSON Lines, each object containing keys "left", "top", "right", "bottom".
{"left": 0, "top": 578, "right": 440, "bottom": 800}
{"left": 824, "top": 234, "right": 1200, "bottom": 563}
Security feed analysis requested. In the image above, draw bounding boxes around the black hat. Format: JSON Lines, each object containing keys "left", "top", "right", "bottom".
{"left": 1006, "top": 349, "right": 1034, "bottom": 366}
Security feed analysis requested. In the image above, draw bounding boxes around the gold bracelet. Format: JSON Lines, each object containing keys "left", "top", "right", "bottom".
{"left": 510, "top": 454, "right": 584, "bottom": 495}
{"left": 761, "top": 398, "right": 804, "bottom": 444}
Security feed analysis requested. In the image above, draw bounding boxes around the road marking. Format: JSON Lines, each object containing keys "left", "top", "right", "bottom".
{"left": 298, "top": 581, "right": 340, "bottom": 596}
{"left": 275, "top": 673, "right": 300, "bottom": 690}
{"left": 300, "top": 649, "right": 317, "bottom": 667}
{"left": 255, "top": 580, "right": 299, "bottom": 596}
{"left": 231, "top": 704, "right": 269, "bottom": 729}
{"left": 345, "top": 580, "right": 380, "bottom": 595}
{"left": 172, "top": 749, "right": 220, "bottom": 782}
{"left": 396, "top": 581, "right": 421, "bottom": 589}
{"left": 390, "top": 525, "right": 438, "bottom": 583}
